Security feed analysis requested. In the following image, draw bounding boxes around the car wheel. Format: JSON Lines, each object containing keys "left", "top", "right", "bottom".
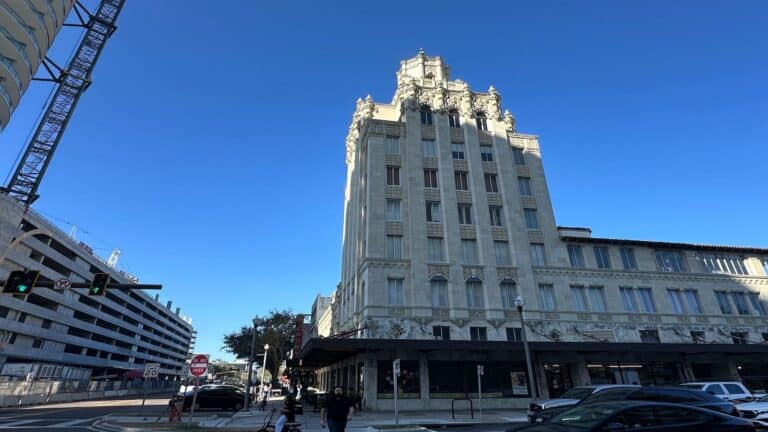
{"left": 234, "top": 402, "right": 243, "bottom": 411}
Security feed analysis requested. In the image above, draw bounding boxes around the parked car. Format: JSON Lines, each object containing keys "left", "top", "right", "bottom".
{"left": 528, "top": 385, "right": 640, "bottom": 421}
{"left": 529, "top": 386, "right": 738, "bottom": 424}
{"left": 181, "top": 385, "right": 245, "bottom": 411}
{"left": 507, "top": 401, "right": 755, "bottom": 432}
{"left": 681, "top": 381, "right": 755, "bottom": 402}
{"left": 737, "top": 395, "right": 768, "bottom": 429}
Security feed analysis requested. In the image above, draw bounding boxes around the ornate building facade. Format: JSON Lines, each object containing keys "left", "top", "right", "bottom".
{"left": 300, "top": 51, "right": 768, "bottom": 410}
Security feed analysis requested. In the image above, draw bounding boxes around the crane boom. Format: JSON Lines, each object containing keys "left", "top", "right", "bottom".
{"left": 3, "top": 0, "right": 125, "bottom": 205}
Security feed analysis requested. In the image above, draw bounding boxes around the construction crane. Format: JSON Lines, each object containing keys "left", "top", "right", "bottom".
{"left": 2, "top": 0, "right": 126, "bottom": 206}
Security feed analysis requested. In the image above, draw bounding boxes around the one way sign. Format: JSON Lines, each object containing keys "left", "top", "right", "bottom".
{"left": 143, "top": 363, "right": 160, "bottom": 378}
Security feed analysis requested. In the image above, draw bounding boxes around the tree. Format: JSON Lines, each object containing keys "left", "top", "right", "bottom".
{"left": 222, "top": 309, "right": 297, "bottom": 382}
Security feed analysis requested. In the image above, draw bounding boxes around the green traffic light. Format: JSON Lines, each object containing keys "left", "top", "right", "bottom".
{"left": 18, "top": 284, "right": 28, "bottom": 293}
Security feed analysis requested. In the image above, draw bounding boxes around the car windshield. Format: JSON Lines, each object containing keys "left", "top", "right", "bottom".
{"left": 553, "top": 403, "right": 620, "bottom": 428}
{"left": 758, "top": 395, "right": 768, "bottom": 403}
{"left": 559, "top": 387, "right": 596, "bottom": 400}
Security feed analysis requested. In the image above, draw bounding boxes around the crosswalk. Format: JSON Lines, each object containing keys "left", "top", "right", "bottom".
{"left": 0, "top": 416, "right": 104, "bottom": 429}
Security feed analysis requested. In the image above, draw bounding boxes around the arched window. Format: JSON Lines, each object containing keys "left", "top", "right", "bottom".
{"left": 448, "top": 109, "right": 460, "bottom": 129}
{"left": 475, "top": 111, "right": 488, "bottom": 131}
{"left": 420, "top": 105, "right": 433, "bottom": 125}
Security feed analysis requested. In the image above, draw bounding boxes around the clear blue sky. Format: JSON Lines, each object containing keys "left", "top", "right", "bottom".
{"left": 0, "top": 1, "right": 765, "bottom": 360}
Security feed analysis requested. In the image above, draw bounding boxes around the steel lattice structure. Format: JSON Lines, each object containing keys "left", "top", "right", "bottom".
{"left": 3, "top": 0, "right": 125, "bottom": 205}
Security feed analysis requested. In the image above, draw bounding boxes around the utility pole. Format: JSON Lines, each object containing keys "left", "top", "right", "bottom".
{"left": 244, "top": 320, "right": 258, "bottom": 409}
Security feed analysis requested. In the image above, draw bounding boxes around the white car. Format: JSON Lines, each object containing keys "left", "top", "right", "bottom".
{"left": 527, "top": 385, "right": 640, "bottom": 420}
{"left": 737, "top": 395, "right": 768, "bottom": 427}
{"left": 680, "top": 381, "right": 755, "bottom": 402}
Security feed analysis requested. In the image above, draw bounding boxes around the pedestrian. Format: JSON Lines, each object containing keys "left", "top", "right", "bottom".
{"left": 320, "top": 386, "right": 354, "bottom": 432}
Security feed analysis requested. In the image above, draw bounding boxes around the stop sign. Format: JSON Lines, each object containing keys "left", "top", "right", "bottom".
{"left": 189, "top": 354, "right": 209, "bottom": 377}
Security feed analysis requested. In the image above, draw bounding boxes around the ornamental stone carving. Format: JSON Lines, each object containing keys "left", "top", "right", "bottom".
{"left": 504, "top": 110, "right": 517, "bottom": 133}
{"left": 432, "top": 85, "right": 446, "bottom": 112}
{"left": 487, "top": 85, "right": 501, "bottom": 119}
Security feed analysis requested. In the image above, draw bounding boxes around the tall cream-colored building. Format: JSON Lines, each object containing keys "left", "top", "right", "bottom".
{"left": 300, "top": 51, "right": 768, "bottom": 410}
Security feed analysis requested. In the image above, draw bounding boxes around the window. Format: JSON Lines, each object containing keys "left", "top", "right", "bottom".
{"left": 640, "top": 329, "right": 660, "bottom": 343}
{"left": 475, "top": 112, "right": 488, "bottom": 131}
{"left": 431, "top": 279, "right": 448, "bottom": 307}
{"left": 386, "top": 199, "right": 401, "bottom": 221}
{"left": 428, "top": 237, "right": 444, "bottom": 261}
{"left": 731, "top": 292, "right": 751, "bottom": 315}
{"left": 571, "top": 285, "right": 589, "bottom": 311}
{"left": 653, "top": 406, "right": 711, "bottom": 426}
{"left": 480, "top": 144, "right": 493, "bottom": 162}
{"left": 731, "top": 331, "right": 748, "bottom": 344}
{"left": 594, "top": 247, "right": 611, "bottom": 269}
{"left": 448, "top": 109, "right": 460, "bottom": 128}
{"left": 451, "top": 143, "right": 465, "bottom": 159}
{"left": 484, "top": 174, "right": 498, "bottom": 192}
{"left": 494, "top": 241, "right": 511, "bottom": 265}
{"left": 517, "top": 176, "right": 532, "bottom": 196}
{"left": 637, "top": 287, "right": 657, "bottom": 312}
{"left": 32, "top": 338, "right": 43, "bottom": 349}
{"left": 466, "top": 281, "right": 483, "bottom": 308}
{"left": 667, "top": 289, "right": 686, "bottom": 314}
{"left": 420, "top": 105, "right": 433, "bottom": 125}
{"left": 461, "top": 239, "right": 478, "bottom": 264}
{"left": 433, "top": 326, "right": 450, "bottom": 340}
{"left": 511, "top": 147, "right": 526, "bottom": 165}
{"left": 620, "top": 287, "right": 639, "bottom": 313}
{"left": 424, "top": 169, "right": 438, "bottom": 188}
{"left": 506, "top": 327, "right": 522, "bottom": 342}
{"left": 386, "top": 166, "right": 400, "bottom": 186}
{"left": 524, "top": 208, "right": 539, "bottom": 230}
{"left": 764, "top": 258, "right": 768, "bottom": 276}
{"left": 458, "top": 204, "right": 473, "bottom": 224}
{"left": 763, "top": 333, "right": 768, "bottom": 342}
{"left": 500, "top": 281, "right": 517, "bottom": 308}
{"left": 470, "top": 326, "right": 487, "bottom": 341}
{"left": 421, "top": 139, "right": 436, "bottom": 157}
{"left": 538, "top": 283, "right": 556, "bottom": 310}
{"left": 724, "top": 384, "right": 748, "bottom": 395}
{"left": 386, "top": 235, "right": 402, "bottom": 259}
{"left": 387, "top": 279, "right": 404, "bottom": 305}
{"left": 530, "top": 243, "right": 547, "bottom": 266}
{"left": 426, "top": 201, "right": 441, "bottom": 222}
{"left": 698, "top": 254, "right": 749, "bottom": 275}
{"left": 684, "top": 289, "right": 703, "bottom": 314}
{"left": 0, "top": 305, "right": 8, "bottom": 318}
{"left": 568, "top": 245, "right": 586, "bottom": 268}
{"left": 714, "top": 291, "right": 733, "bottom": 314}
{"left": 749, "top": 293, "right": 767, "bottom": 316}
{"left": 620, "top": 247, "right": 638, "bottom": 270}
{"left": 454, "top": 171, "right": 469, "bottom": 190}
{"left": 385, "top": 136, "right": 400, "bottom": 155}
{"left": 655, "top": 251, "right": 686, "bottom": 272}
{"left": 489, "top": 206, "right": 503, "bottom": 227}
{"left": 17, "top": 312, "right": 27, "bottom": 323}
{"left": 691, "top": 331, "right": 705, "bottom": 343}
{"left": 704, "top": 384, "right": 725, "bottom": 396}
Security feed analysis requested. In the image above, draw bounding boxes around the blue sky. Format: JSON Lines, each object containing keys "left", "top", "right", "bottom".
{"left": 0, "top": 1, "right": 765, "bottom": 360}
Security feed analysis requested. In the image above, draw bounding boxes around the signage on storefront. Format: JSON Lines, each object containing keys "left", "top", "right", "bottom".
{"left": 511, "top": 371, "right": 528, "bottom": 395}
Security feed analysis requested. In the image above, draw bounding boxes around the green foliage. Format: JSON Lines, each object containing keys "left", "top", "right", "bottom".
{"left": 222, "top": 309, "right": 296, "bottom": 381}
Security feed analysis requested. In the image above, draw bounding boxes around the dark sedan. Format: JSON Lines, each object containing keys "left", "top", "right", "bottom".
{"left": 508, "top": 401, "right": 754, "bottom": 432}
{"left": 528, "top": 386, "right": 738, "bottom": 424}
{"left": 182, "top": 385, "right": 245, "bottom": 411}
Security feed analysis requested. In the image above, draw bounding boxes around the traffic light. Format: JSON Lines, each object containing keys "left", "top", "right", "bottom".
{"left": 2, "top": 270, "right": 40, "bottom": 295}
{"left": 89, "top": 273, "right": 111, "bottom": 296}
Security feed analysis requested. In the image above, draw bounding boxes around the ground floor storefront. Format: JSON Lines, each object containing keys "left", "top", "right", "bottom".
{"left": 299, "top": 338, "right": 768, "bottom": 410}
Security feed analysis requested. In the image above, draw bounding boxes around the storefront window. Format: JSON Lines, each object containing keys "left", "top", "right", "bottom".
{"left": 429, "top": 361, "right": 530, "bottom": 397}
{"left": 587, "top": 362, "right": 679, "bottom": 386}
{"left": 376, "top": 360, "right": 420, "bottom": 398}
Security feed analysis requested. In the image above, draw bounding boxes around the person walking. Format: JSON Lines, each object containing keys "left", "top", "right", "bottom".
{"left": 320, "top": 386, "right": 354, "bottom": 432}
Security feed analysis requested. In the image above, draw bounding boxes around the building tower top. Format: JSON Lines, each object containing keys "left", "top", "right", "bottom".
{"left": 396, "top": 49, "right": 451, "bottom": 83}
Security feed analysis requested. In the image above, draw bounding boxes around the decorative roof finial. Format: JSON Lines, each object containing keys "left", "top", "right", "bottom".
{"left": 418, "top": 48, "right": 425, "bottom": 55}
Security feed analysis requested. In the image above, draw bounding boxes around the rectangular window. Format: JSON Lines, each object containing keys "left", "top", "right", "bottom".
{"left": 749, "top": 293, "right": 767, "bottom": 316}
{"left": 637, "top": 287, "right": 657, "bottom": 313}
{"left": 530, "top": 243, "right": 547, "bottom": 266}
{"left": 698, "top": 254, "right": 749, "bottom": 275}
{"left": 454, "top": 171, "right": 469, "bottom": 190}
{"left": 32, "top": 338, "right": 43, "bottom": 349}
{"left": 461, "top": 239, "right": 478, "bottom": 264}
{"left": 691, "top": 331, "right": 705, "bottom": 343}
{"left": 620, "top": 247, "right": 638, "bottom": 270}
{"left": 655, "top": 251, "right": 686, "bottom": 272}
{"left": 684, "top": 289, "right": 703, "bottom": 314}
{"left": 667, "top": 289, "right": 686, "bottom": 314}
{"left": 512, "top": 147, "right": 526, "bottom": 165}
{"left": 731, "top": 332, "right": 748, "bottom": 344}
{"left": 427, "top": 237, "right": 445, "bottom": 261}
{"left": 458, "top": 204, "right": 473, "bottom": 224}
{"left": 431, "top": 279, "right": 448, "bottom": 307}
{"left": 571, "top": 285, "right": 588, "bottom": 311}
{"left": 731, "top": 292, "right": 751, "bottom": 315}
{"left": 484, "top": 174, "right": 499, "bottom": 193}
{"left": 524, "top": 208, "right": 539, "bottom": 230}
{"left": 568, "top": 245, "right": 586, "bottom": 268}
{"left": 640, "top": 330, "right": 660, "bottom": 343}
{"left": 385, "top": 136, "right": 400, "bottom": 155}
{"left": 480, "top": 144, "right": 494, "bottom": 162}
{"left": 517, "top": 176, "right": 533, "bottom": 196}
{"left": 386, "top": 235, "right": 402, "bottom": 259}
{"left": 466, "top": 281, "right": 484, "bottom": 308}
{"left": 421, "top": 107, "right": 433, "bottom": 125}
{"left": 506, "top": 327, "right": 522, "bottom": 342}
{"left": 449, "top": 110, "right": 461, "bottom": 128}
{"left": 421, "top": 139, "right": 436, "bottom": 158}
{"left": 470, "top": 326, "right": 487, "bottom": 341}
{"left": 715, "top": 291, "right": 733, "bottom": 314}
{"left": 538, "top": 283, "right": 556, "bottom": 310}
{"left": 424, "top": 169, "right": 438, "bottom": 188}
{"left": 386, "top": 166, "right": 400, "bottom": 186}
{"left": 494, "top": 241, "right": 511, "bottom": 265}
{"left": 500, "top": 282, "right": 518, "bottom": 309}
{"left": 489, "top": 206, "right": 504, "bottom": 227}
{"left": 451, "top": 143, "right": 465, "bottom": 159}
{"left": 620, "top": 287, "right": 639, "bottom": 313}
{"left": 433, "top": 326, "right": 450, "bottom": 340}
{"left": 426, "top": 201, "right": 441, "bottom": 222}
{"left": 594, "top": 247, "right": 611, "bottom": 269}
{"left": 387, "top": 279, "right": 404, "bottom": 305}
{"left": 386, "top": 199, "right": 401, "bottom": 221}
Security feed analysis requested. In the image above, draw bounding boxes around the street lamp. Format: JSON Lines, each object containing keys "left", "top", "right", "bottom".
{"left": 260, "top": 344, "right": 270, "bottom": 397}
{"left": 244, "top": 319, "right": 258, "bottom": 409}
{"left": 514, "top": 295, "right": 538, "bottom": 399}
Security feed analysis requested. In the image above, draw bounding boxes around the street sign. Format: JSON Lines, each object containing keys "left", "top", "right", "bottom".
{"left": 477, "top": 365, "right": 484, "bottom": 376}
{"left": 143, "top": 363, "right": 160, "bottom": 378}
{"left": 189, "top": 354, "right": 209, "bottom": 377}
{"left": 393, "top": 358, "right": 401, "bottom": 375}
{"left": 54, "top": 278, "right": 71, "bottom": 289}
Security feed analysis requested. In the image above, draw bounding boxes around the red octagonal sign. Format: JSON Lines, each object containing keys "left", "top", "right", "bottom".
{"left": 189, "top": 354, "right": 209, "bottom": 377}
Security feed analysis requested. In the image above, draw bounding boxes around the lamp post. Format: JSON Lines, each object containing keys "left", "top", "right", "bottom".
{"left": 244, "top": 319, "right": 258, "bottom": 409}
{"left": 514, "top": 295, "right": 538, "bottom": 399}
{"left": 260, "top": 344, "right": 270, "bottom": 399}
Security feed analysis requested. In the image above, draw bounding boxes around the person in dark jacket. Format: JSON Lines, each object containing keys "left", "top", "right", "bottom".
{"left": 320, "top": 386, "right": 354, "bottom": 432}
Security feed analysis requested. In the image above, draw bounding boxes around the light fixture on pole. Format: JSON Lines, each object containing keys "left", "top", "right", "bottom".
{"left": 244, "top": 319, "right": 258, "bottom": 409}
{"left": 260, "top": 344, "right": 270, "bottom": 396}
{"left": 514, "top": 295, "right": 538, "bottom": 399}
